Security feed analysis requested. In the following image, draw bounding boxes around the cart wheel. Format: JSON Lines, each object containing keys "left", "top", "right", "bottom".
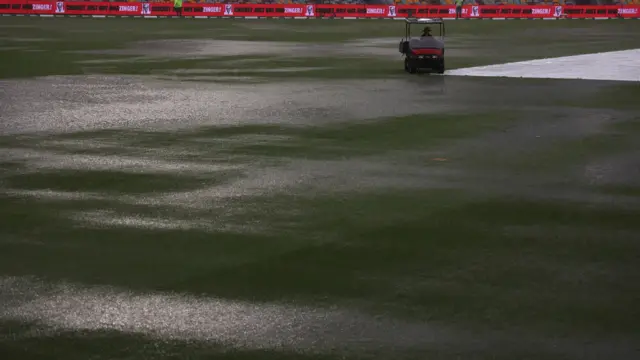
{"left": 436, "top": 60, "right": 445, "bottom": 74}
{"left": 405, "top": 58, "right": 417, "bottom": 74}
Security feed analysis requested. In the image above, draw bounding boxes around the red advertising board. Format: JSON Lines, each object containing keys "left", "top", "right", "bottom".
{"left": 0, "top": 1, "right": 638, "bottom": 19}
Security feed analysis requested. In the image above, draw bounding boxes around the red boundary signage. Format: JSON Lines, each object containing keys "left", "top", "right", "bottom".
{"left": 0, "top": 2, "right": 639, "bottom": 19}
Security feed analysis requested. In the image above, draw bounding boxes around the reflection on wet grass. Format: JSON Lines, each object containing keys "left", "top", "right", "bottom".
{"left": 2, "top": 112, "right": 512, "bottom": 160}
{"left": 1, "top": 105, "right": 639, "bottom": 345}
{"left": 1, "top": 108, "right": 638, "bottom": 339}
{"left": 2, "top": 16, "right": 640, "bottom": 360}
{"left": 1, "top": 189, "right": 639, "bottom": 338}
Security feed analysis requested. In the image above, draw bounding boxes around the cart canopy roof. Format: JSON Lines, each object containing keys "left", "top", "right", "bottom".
{"left": 405, "top": 18, "right": 444, "bottom": 25}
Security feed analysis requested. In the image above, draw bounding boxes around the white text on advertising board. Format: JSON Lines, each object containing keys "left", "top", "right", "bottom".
{"left": 284, "top": 7, "right": 302, "bottom": 13}
{"left": 618, "top": 8, "right": 638, "bottom": 14}
{"left": 448, "top": 8, "right": 468, "bottom": 14}
{"left": 119, "top": 5, "right": 137, "bottom": 12}
{"left": 366, "top": 8, "right": 385, "bottom": 14}
{"left": 33, "top": 4, "right": 52, "bottom": 10}
{"left": 203, "top": 7, "right": 222, "bottom": 13}
{"left": 531, "top": 8, "right": 550, "bottom": 14}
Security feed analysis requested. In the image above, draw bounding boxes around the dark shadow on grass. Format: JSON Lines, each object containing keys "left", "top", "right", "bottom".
{"left": 4, "top": 169, "right": 242, "bottom": 194}
{"left": 171, "top": 194, "right": 640, "bottom": 335}
{"left": 0, "top": 194, "right": 313, "bottom": 290}
{"left": 0, "top": 321, "right": 376, "bottom": 360}
{"left": 193, "top": 112, "right": 516, "bottom": 158}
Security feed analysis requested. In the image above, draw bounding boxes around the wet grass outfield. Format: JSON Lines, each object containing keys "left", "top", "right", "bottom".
{"left": 1, "top": 17, "right": 640, "bottom": 360}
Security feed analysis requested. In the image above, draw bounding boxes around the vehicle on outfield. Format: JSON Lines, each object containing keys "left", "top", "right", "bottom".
{"left": 399, "top": 18, "right": 445, "bottom": 74}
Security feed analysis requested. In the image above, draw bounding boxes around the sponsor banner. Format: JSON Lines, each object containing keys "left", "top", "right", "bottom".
{"left": 202, "top": 5, "right": 223, "bottom": 16}
{"left": 116, "top": 4, "right": 139, "bottom": 15}
{"left": 366, "top": 7, "right": 386, "bottom": 16}
{"left": 220, "top": 4, "right": 313, "bottom": 17}
{"left": 618, "top": 7, "right": 638, "bottom": 15}
{"left": 448, "top": 7, "right": 469, "bottom": 15}
{"left": 283, "top": 6, "right": 305, "bottom": 15}
{"left": 531, "top": 8, "right": 551, "bottom": 15}
{"left": 0, "top": 3, "right": 638, "bottom": 19}
{"left": 30, "top": 2, "right": 53, "bottom": 13}
{"left": 359, "top": 6, "right": 397, "bottom": 17}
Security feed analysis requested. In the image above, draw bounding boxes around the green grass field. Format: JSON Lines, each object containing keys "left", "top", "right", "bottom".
{"left": 1, "top": 17, "right": 639, "bottom": 360}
